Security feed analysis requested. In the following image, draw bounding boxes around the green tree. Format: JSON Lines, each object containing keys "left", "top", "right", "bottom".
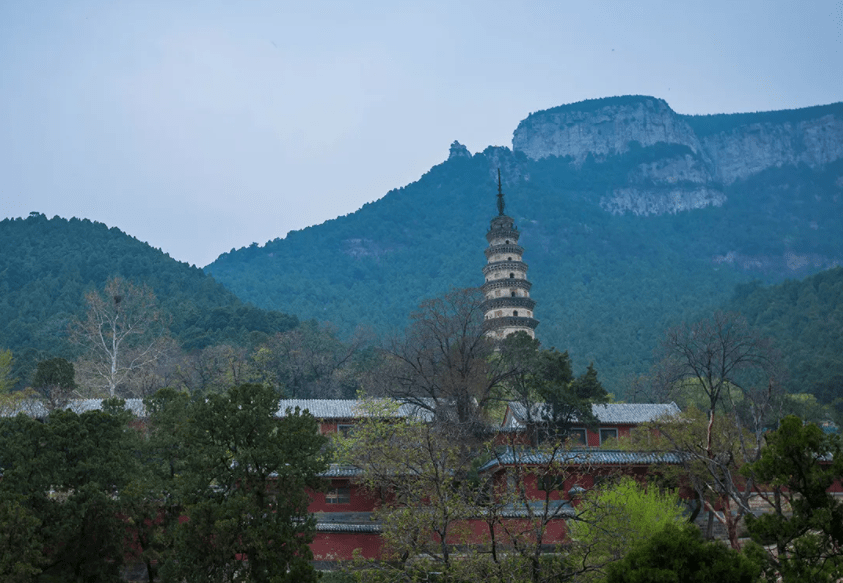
{"left": 605, "top": 523, "right": 761, "bottom": 583}
{"left": 0, "top": 405, "right": 137, "bottom": 582}
{"left": 163, "top": 383, "right": 328, "bottom": 583}
{"left": 568, "top": 477, "right": 687, "bottom": 577}
{"left": 0, "top": 493, "right": 43, "bottom": 582}
{"left": 0, "top": 349, "right": 16, "bottom": 394}
{"left": 31, "top": 356, "right": 77, "bottom": 408}
{"left": 744, "top": 415, "right": 843, "bottom": 583}
{"left": 119, "top": 388, "right": 193, "bottom": 583}
{"left": 499, "top": 332, "right": 608, "bottom": 446}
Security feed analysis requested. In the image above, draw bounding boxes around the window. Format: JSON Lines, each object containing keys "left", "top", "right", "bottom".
{"left": 509, "top": 273, "right": 514, "bottom": 278}
{"left": 511, "top": 291, "right": 516, "bottom": 297}
{"left": 599, "top": 428, "right": 618, "bottom": 445}
{"left": 326, "top": 486, "right": 351, "bottom": 504}
{"left": 513, "top": 310, "right": 519, "bottom": 317}
{"left": 540, "top": 474, "right": 564, "bottom": 492}
{"left": 337, "top": 424, "right": 355, "bottom": 437}
{"left": 507, "top": 257, "right": 512, "bottom": 261}
{"left": 505, "top": 240, "right": 510, "bottom": 244}
{"left": 568, "top": 428, "right": 587, "bottom": 445}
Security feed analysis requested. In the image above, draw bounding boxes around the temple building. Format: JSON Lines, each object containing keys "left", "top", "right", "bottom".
{"left": 482, "top": 171, "right": 539, "bottom": 339}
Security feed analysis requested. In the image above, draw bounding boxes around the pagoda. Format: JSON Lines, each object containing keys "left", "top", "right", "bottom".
{"left": 481, "top": 171, "right": 539, "bottom": 339}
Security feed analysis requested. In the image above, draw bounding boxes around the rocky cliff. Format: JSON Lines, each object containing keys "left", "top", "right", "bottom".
{"left": 511, "top": 96, "right": 843, "bottom": 216}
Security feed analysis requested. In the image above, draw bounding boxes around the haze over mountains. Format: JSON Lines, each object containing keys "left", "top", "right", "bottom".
{"left": 206, "top": 95, "right": 843, "bottom": 392}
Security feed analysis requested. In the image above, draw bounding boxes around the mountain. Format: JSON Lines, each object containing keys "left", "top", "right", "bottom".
{"left": 205, "top": 96, "right": 843, "bottom": 396}
{"left": 0, "top": 213, "right": 298, "bottom": 382}
{"left": 728, "top": 267, "right": 843, "bottom": 402}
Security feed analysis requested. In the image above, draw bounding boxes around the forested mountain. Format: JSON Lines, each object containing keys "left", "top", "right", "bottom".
{"left": 0, "top": 213, "right": 298, "bottom": 383}
{"left": 206, "top": 96, "right": 843, "bottom": 396}
{"left": 729, "top": 267, "right": 843, "bottom": 401}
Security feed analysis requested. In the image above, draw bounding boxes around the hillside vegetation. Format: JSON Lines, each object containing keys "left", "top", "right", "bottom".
{"left": 207, "top": 146, "right": 843, "bottom": 395}
{"left": 0, "top": 213, "right": 298, "bottom": 384}
{"left": 729, "top": 267, "right": 843, "bottom": 401}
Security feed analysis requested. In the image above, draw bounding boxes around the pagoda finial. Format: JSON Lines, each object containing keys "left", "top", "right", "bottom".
{"left": 496, "top": 168, "right": 505, "bottom": 216}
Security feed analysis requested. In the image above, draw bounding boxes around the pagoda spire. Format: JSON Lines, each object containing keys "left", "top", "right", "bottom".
{"left": 496, "top": 168, "right": 505, "bottom": 216}
{"left": 481, "top": 172, "right": 538, "bottom": 340}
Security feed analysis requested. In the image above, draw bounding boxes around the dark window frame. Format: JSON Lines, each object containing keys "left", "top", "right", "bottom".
{"left": 326, "top": 486, "right": 351, "bottom": 504}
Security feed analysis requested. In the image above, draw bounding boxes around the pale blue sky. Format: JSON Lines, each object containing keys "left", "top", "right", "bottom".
{"left": 1, "top": 0, "right": 841, "bottom": 267}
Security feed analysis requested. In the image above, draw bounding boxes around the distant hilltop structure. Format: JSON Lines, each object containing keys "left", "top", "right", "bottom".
{"left": 481, "top": 170, "right": 539, "bottom": 339}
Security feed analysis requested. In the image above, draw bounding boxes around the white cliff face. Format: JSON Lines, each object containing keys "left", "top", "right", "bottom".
{"left": 511, "top": 96, "right": 843, "bottom": 216}
{"left": 512, "top": 97, "right": 704, "bottom": 163}
{"left": 627, "top": 153, "right": 711, "bottom": 185}
{"left": 601, "top": 187, "right": 726, "bottom": 216}
{"left": 701, "top": 114, "right": 843, "bottom": 184}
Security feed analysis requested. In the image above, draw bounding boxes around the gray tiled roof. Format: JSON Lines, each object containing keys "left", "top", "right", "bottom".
{"left": 498, "top": 499, "right": 575, "bottom": 518}
{"left": 276, "top": 399, "right": 432, "bottom": 421}
{"left": 315, "top": 522, "right": 382, "bottom": 533}
{"left": 505, "top": 402, "right": 680, "bottom": 429}
{"left": 478, "top": 448, "right": 683, "bottom": 473}
{"left": 1, "top": 398, "right": 146, "bottom": 418}
{"left": 319, "top": 464, "right": 364, "bottom": 478}
{"left": 314, "top": 511, "right": 382, "bottom": 533}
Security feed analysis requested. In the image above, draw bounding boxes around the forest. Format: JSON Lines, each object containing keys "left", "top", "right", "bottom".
{"left": 0, "top": 213, "right": 299, "bottom": 389}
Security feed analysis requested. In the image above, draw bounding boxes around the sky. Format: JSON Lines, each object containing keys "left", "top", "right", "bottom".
{"left": 1, "top": 1, "right": 841, "bottom": 268}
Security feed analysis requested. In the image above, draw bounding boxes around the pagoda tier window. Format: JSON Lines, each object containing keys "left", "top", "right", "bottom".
{"left": 509, "top": 273, "right": 514, "bottom": 278}
{"left": 513, "top": 310, "right": 519, "bottom": 317}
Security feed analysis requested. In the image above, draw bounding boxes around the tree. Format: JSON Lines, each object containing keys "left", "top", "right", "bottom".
{"left": 31, "top": 357, "right": 77, "bottom": 408}
{"left": 70, "top": 276, "right": 170, "bottom": 397}
{"left": 629, "top": 405, "right": 772, "bottom": 549}
{"left": 253, "top": 322, "right": 371, "bottom": 398}
{"left": 173, "top": 343, "right": 260, "bottom": 395}
{"left": 122, "top": 388, "right": 193, "bottom": 583}
{"left": 567, "top": 477, "right": 686, "bottom": 578}
{"left": 649, "top": 311, "right": 781, "bottom": 548}
{"left": 163, "top": 384, "right": 328, "bottom": 583}
{"left": 0, "top": 493, "right": 43, "bottom": 582}
{"left": 605, "top": 523, "right": 761, "bottom": 583}
{"left": 656, "top": 310, "right": 780, "bottom": 458}
{"left": 0, "top": 349, "right": 16, "bottom": 394}
{"left": 744, "top": 416, "right": 843, "bottom": 583}
{"left": 385, "top": 287, "right": 510, "bottom": 433}
{"left": 0, "top": 405, "right": 137, "bottom": 582}
{"left": 0, "top": 349, "right": 30, "bottom": 416}
{"left": 336, "top": 398, "right": 480, "bottom": 574}
{"left": 339, "top": 400, "right": 607, "bottom": 583}
{"left": 500, "top": 332, "right": 608, "bottom": 445}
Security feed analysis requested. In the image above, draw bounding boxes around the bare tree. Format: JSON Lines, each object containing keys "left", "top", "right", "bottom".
{"left": 254, "top": 322, "right": 371, "bottom": 398}
{"left": 656, "top": 310, "right": 780, "bottom": 459}
{"left": 172, "top": 343, "right": 258, "bottom": 395}
{"left": 384, "top": 287, "right": 510, "bottom": 433}
{"left": 646, "top": 310, "right": 782, "bottom": 548}
{"left": 70, "top": 277, "right": 170, "bottom": 397}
